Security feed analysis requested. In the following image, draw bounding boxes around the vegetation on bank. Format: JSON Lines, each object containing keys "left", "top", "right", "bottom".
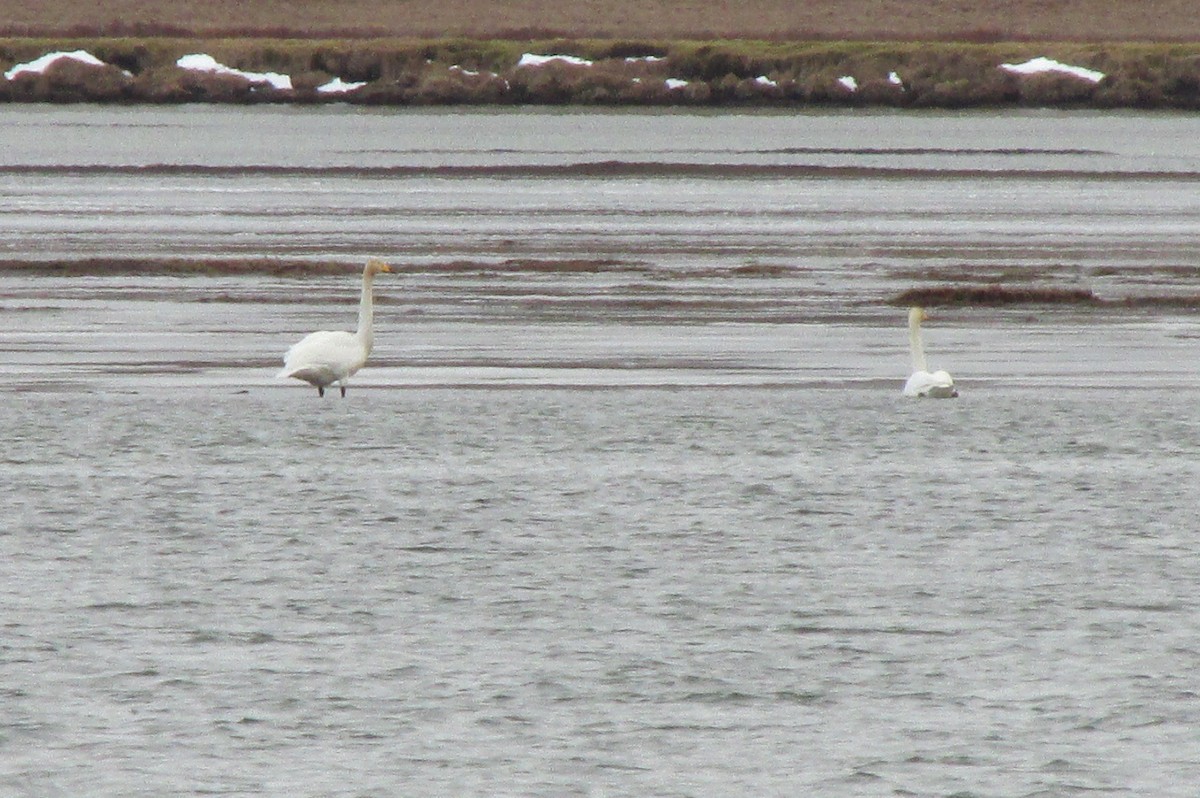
{"left": 3, "top": 37, "right": 1200, "bottom": 107}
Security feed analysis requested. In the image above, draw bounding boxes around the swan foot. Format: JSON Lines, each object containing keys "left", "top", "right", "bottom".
{"left": 340, "top": 385, "right": 346, "bottom": 397}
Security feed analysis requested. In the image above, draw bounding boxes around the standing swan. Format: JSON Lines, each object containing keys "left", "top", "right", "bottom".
{"left": 903, "top": 306, "right": 958, "bottom": 398}
{"left": 278, "top": 258, "right": 392, "bottom": 397}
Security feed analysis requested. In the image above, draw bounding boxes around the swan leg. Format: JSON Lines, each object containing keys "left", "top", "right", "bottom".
{"left": 340, "top": 384, "right": 347, "bottom": 397}
{"left": 318, "top": 385, "right": 325, "bottom": 397}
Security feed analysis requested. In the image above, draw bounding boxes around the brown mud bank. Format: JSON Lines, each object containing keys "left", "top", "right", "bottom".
{"left": 5, "top": 38, "right": 1200, "bottom": 108}
{"left": 891, "top": 284, "right": 1200, "bottom": 310}
{"left": 7, "top": 257, "right": 1200, "bottom": 314}
{"left": 0, "top": 257, "right": 647, "bottom": 277}
{"left": 10, "top": 163, "right": 1197, "bottom": 181}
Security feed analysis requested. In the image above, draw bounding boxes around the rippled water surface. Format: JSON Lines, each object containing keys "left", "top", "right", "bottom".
{"left": 3, "top": 107, "right": 1200, "bottom": 797}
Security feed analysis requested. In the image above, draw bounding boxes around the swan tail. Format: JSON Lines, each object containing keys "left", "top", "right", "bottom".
{"left": 925, "top": 384, "right": 959, "bottom": 399}
{"left": 278, "top": 364, "right": 335, "bottom": 386}
{"left": 904, "top": 370, "right": 958, "bottom": 398}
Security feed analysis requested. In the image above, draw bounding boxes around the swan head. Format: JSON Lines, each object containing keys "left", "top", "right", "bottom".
{"left": 908, "top": 306, "right": 928, "bottom": 326}
{"left": 365, "top": 258, "right": 393, "bottom": 276}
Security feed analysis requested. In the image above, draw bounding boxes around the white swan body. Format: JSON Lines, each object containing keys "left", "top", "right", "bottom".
{"left": 903, "top": 306, "right": 958, "bottom": 398}
{"left": 279, "top": 258, "right": 392, "bottom": 396}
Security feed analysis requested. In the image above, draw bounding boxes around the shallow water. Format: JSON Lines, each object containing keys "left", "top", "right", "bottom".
{"left": 3, "top": 107, "right": 1200, "bottom": 797}
{"left": 5, "top": 386, "right": 1200, "bottom": 797}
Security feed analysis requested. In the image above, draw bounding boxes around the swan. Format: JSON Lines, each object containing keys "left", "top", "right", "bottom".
{"left": 278, "top": 258, "right": 392, "bottom": 396}
{"left": 903, "top": 306, "right": 958, "bottom": 398}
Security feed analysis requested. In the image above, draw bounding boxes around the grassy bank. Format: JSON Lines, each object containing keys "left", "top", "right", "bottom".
{"left": 4, "top": 0, "right": 1200, "bottom": 43}
{"left": 3, "top": 37, "right": 1200, "bottom": 107}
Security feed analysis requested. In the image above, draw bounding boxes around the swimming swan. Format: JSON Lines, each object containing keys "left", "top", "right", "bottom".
{"left": 903, "top": 306, "right": 958, "bottom": 398}
{"left": 278, "top": 258, "right": 392, "bottom": 396}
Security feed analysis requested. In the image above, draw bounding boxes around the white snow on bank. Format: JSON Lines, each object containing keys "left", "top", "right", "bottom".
{"left": 4, "top": 50, "right": 120, "bottom": 80}
{"left": 665, "top": 78, "right": 690, "bottom": 90}
{"left": 624, "top": 55, "right": 664, "bottom": 63}
{"left": 755, "top": 75, "right": 778, "bottom": 88}
{"left": 177, "top": 54, "right": 292, "bottom": 90}
{"left": 449, "top": 65, "right": 509, "bottom": 89}
{"left": 518, "top": 53, "right": 593, "bottom": 68}
{"left": 317, "top": 77, "right": 366, "bottom": 94}
{"left": 451, "top": 65, "right": 504, "bottom": 79}
{"left": 838, "top": 75, "right": 858, "bottom": 92}
{"left": 1000, "top": 56, "right": 1105, "bottom": 83}
{"left": 888, "top": 71, "right": 903, "bottom": 86}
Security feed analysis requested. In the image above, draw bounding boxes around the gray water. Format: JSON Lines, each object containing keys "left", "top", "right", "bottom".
{"left": 3, "top": 107, "right": 1200, "bottom": 797}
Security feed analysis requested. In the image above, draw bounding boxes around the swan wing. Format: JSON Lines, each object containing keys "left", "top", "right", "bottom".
{"left": 904, "top": 370, "right": 958, "bottom": 398}
{"left": 279, "top": 330, "right": 366, "bottom": 383}
{"left": 930, "top": 369, "right": 954, "bottom": 386}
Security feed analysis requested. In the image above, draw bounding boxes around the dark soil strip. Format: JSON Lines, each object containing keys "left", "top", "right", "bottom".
{"left": 892, "top": 284, "right": 1200, "bottom": 308}
{"left": 1, "top": 163, "right": 1197, "bottom": 181}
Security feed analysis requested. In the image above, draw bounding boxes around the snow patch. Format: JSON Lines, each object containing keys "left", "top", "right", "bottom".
{"left": 755, "top": 75, "right": 778, "bottom": 88}
{"left": 665, "top": 78, "right": 690, "bottom": 90}
{"left": 838, "top": 76, "right": 858, "bottom": 92}
{"left": 4, "top": 50, "right": 122, "bottom": 80}
{"left": 316, "top": 77, "right": 366, "bottom": 94}
{"left": 999, "top": 57, "right": 1105, "bottom": 83}
{"left": 449, "top": 65, "right": 508, "bottom": 89}
{"left": 518, "top": 53, "right": 594, "bottom": 68}
{"left": 624, "top": 56, "right": 665, "bottom": 63}
{"left": 888, "top": 71, "right": 903, "bottom": 86}
{"left": 176, "top": 54, "right": 293, "bottom": 91}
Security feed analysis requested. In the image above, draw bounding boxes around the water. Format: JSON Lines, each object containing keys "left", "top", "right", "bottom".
{"left": 3, "top": 107, "right": 1200, "bottom": 797}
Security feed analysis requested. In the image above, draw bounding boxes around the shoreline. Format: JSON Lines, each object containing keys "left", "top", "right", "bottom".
{"left": 2, "top": 37, "right": 1200, "bottom": 108}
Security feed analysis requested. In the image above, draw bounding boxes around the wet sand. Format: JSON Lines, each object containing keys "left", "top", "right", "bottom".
{"left": 4, "top": 104, "right": 1200, "bottom": 397}
{"left": 3, "top": 269, "right": 1199, "bottom": 397}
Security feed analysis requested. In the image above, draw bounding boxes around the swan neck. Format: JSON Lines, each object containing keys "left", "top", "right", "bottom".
{"left": 357, "top": 268, "right": 376, "bottom": 351}
{"left": 909, "top": 314, "right": 928, "bottom": 372}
